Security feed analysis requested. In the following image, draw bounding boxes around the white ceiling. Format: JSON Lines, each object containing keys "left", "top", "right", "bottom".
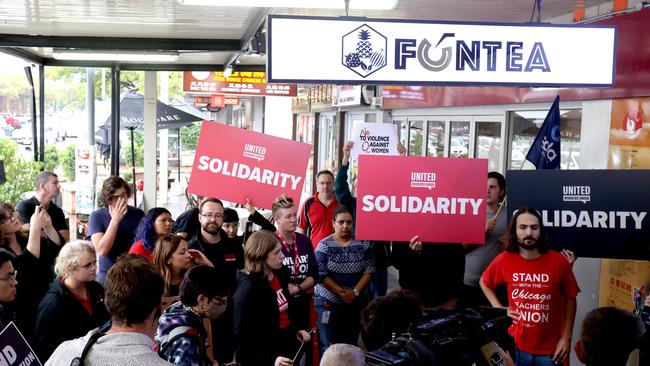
{"left": 0, "top": 0, "right": 600, "bottom": 68}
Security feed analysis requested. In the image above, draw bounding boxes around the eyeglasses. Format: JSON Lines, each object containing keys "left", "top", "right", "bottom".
{"left": 79, "top": 261, "right": 97, "bottom": 270}
{"left": 0, "top": 270, "right": 17, "bottom": 282}
{"left": 201, "top": 213, "right": 224, "bottom": 220}
{"left": 213, "top": 296, "right": 227, "bottom": 306}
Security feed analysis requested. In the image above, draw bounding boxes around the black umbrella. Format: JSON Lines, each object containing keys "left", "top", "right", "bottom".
{"left": 95, "top": 91, "right": 209, "bottom": 206}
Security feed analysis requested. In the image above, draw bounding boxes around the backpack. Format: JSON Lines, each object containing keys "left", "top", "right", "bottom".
{"left": 156, "top": 325, "right": 205, "bottom": 357}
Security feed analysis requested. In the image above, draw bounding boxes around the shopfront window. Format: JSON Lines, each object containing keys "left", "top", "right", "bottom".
{"left": 449, "top": 121, "right": 470, "bottom": 158}
{"left": 475, "top": 121, "right": 501, "bottom": 171}
{"left": 296, "top": 114, "right": 315, "bottom": 197}
{"left": 317, "top": 114, "right": 338, "bottom": 173}
{"left": 408, "top": 120, "right": 424, "bottom": 156}
{"left": 508, "top": 109, "right": 582, "bottom": 169}
{"left": 426, "top": 121, "right": 445, "bottom": 157}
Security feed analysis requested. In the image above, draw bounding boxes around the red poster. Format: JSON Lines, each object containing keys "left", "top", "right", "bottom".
{"left": 187, "top": 122, "right": 311, "bottom": 209}
{"left": 356, "top": 155, "right": 487, "bottom": 243}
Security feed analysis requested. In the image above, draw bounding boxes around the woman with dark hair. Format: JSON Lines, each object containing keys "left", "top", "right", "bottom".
{"left": 314, "top": 205, "right": 374, "bottom": 355}
{"left": 89, "top": 176, "right": 145, "bottom": 285}
{"left": 130, "top": 207, "right": 173, "bottom": 260}
{"left": 34, "top": 241, "right": 110, "bottom": 361}
{"left": 156, "top": 265, "right": 229, "bottom": 366}
{"left": 0, "top": 203, "right": 62, "bottom": 341}
{"left": 154, "top": 234, "right": 213, "bottom": 297}
{"left": 0, "top": 250, "right": 17, "bottom": 330}
{"left": 234, "top": 230, "right": 311, "bottom": 366}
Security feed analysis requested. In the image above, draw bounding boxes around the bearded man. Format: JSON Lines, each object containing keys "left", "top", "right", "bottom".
{"left": 480, "top": 207, "right": 580, "bottom": 366}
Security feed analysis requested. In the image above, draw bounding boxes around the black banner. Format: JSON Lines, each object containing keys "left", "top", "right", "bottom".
{"left": 507, "top": 170, "right": 650, "bottom": 260}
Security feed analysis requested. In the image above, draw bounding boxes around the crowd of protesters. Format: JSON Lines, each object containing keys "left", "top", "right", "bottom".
{"left": 0, "top": 145, "right": 647, "bottom": 366}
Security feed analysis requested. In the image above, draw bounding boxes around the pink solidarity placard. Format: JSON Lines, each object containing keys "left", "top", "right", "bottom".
{"left": 356, "top": 155, "right": 487, "bottom": 243}
{"left": 187, "top": 122, "right": 311, "bottom": 209}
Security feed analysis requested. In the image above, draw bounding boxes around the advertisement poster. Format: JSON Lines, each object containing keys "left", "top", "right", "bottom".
{"left": 598, "top": 259, "right": 650, "bottom": 311}
{"left": 507, "top": 170, "right": 650, "bottom": 260}
{"left": 355, "top": 155, "right": 487, "bottom": 243}
{"left": 601, "top": 97, "right": 650, "bottom": 310}
{"left": 608, "top": 97, "right": 650, "bottom": 169}
{"left": 350, "top": 122, "right": 399, "bottom": 159}
{"left": 187, "top": 122, "right": 311, "bottom": 209}
{"left": 0, "top": 322, "right": 41, "bottom": 366}
{"left": 183, "top": 71, "right": 297, "bottom": 96}
{"left": 74, "top": 146, "right": 96, "bottom": 214}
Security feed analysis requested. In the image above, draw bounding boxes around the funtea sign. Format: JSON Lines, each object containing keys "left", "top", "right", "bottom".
{"left": 507, "top": 170, "right": 650, "bottom": 260}
{"left": 268, "top": 15, "right": 616, "bottom": 87}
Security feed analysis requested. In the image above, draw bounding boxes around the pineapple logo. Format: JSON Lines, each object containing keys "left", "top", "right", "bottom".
{"left": 342, "top": 24, "right": 387, "bottom": 78}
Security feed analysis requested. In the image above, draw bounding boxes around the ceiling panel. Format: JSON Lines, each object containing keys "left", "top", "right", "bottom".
{"left": 0, "top": 0, "right": 602, "bottom": 67}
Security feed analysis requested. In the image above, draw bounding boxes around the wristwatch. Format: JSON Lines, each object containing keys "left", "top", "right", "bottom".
{"left": 352, "top": 288, "right": 359, "bottom": 297}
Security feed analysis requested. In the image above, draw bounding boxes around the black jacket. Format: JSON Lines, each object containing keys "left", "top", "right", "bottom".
{"left": 34, "top": 279, "right": 109, "bottom": 361}
{"left": 233, "top": 267, "right": 303, "bottom": 366}
{"left": 391, "top": 241, "right": 465, "bottom": 308}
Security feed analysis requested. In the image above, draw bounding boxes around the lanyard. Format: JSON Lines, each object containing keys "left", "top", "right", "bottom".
{"left": 276, "top": 231, "right": 301, "bottom": 283}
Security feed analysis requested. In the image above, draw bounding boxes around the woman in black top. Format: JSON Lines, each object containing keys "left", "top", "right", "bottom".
{"left": 234, "top": 230, "right": 311, "bottom": 366}
{"left": 0, "top": 203, "right": 61, "bottom": 341}
{"left": 34, "top": 241, "right": 110, "bottom": 360}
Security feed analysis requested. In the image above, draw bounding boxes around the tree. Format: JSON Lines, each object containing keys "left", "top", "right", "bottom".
{"left": 122, "top": 130, "right": 144, "bottom": 167}
{"left": 180, "top": 123, "right": 200, "bottom": 150}
{"left": 44, "top": 144, "right": 60, "bottom": 172}
{"left": 59, "top": 144, "right": 76, "bottom": 181}
{"left": 0, "top": 139, "right": 44, "bottom": 205}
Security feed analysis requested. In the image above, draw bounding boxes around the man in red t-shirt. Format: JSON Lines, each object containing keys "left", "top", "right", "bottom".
{"left": 298, "top": 170, "right": 339, "bottom": 248}
{"left": 480, "top": 207, "right": 580, "bottom": 365}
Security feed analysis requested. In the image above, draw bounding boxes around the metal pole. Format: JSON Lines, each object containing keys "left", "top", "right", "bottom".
{"left": 177, "top": 128, "right": 181, "bottom": 183}
{"left": 38, "top": 65, "right": 45, "bottom": 164}
{"left": 87, "top": 68, "right": 95, "bottom": 145}
{"left": 24, "top": 67, "right": 37, "bottom": 161}
{"left": 110, "top": 65, "right": 120, "bottom": 176}
{"left": 130, "top": 127, "right": 137, "bottom": 208}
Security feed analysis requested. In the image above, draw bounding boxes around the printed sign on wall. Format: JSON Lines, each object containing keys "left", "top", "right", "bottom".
{"left": 507, "top": 170, "right": 650, "bottom": 260}
{"left": 268, "top": 15, "right": 616, "bottom": 87}
{"left": 187, "top": 122, "right": 311, "bottom": 209}
{"left": 350, "top": 122, "right": 399, "bottom": 158}
{"left": 355, "top": 155, "right": 487, "bottom": 243}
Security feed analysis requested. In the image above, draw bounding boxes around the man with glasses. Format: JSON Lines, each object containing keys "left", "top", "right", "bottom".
{"left": 297, "top": 170, "right": 339, "bottom": 249}
{"left": 16, "top": 171, "right": 68, "bottom": 243}
{"left": 156, "top": 266, "right": 229, "bottom": 366}
{"left": 188, "top": 197, "right": 243, "bottom": 365}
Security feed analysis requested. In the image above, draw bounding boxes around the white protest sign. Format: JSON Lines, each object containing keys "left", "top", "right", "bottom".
{"left": 350, "top": 122, "right": 399, "bottom": 159}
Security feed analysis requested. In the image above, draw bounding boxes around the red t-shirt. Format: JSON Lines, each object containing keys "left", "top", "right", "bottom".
{"left": 269, "top": 275, "right": 290, "bottom": 329}
{"left": 298, "top": 193, "right": 339, "bottom": 248}
{"left": 482, "top": 251, "right": 580, "bottom": 355}
{"left": 129, "top": 240, "right": 154, "bottom": 261}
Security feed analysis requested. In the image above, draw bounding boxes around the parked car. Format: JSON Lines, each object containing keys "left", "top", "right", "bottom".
{"left": 449, "top": 137, "right": 469, "bottom": 157}
{"left": 2, "top": 115, "right": 21, "bottom": 128}
{"left": 11, "top": 123, "right": 33, "bottom": 145}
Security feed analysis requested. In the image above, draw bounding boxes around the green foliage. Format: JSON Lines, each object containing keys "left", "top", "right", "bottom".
{"left": 180, "top": 123, "right": 200, "bottom": 150}
{"left": 59, "top": 145, "right": 76, "bottom": 181}
{"left": 122, "top": 130, "right": 144, "bottom": 167}
{"left": 0, "top": 139, "right": 44, "bottom": 205}
{"left": 123, "top": 171, "right": 133, "bottom": 184}
{"left": 44, "top": 145, "right": 59, "bottom": 172}
{"left": 0, "top": 71, "right": 30, "bottom": 99}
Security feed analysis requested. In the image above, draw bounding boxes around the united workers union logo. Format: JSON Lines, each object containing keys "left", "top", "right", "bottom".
{"left": 342, "top": 24, "right": 387, "bottom": 78}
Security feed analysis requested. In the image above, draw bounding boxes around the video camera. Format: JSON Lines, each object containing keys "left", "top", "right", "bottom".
{"left": 366, "top": 308, "right": 513, "bottom": 366}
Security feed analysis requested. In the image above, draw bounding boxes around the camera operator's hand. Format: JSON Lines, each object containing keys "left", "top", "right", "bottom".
{"left": 552, "top": 336, "right": 571, "bottom": 363}
{"left": 274, "top": 356, "right": 293, "bottom": 366}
